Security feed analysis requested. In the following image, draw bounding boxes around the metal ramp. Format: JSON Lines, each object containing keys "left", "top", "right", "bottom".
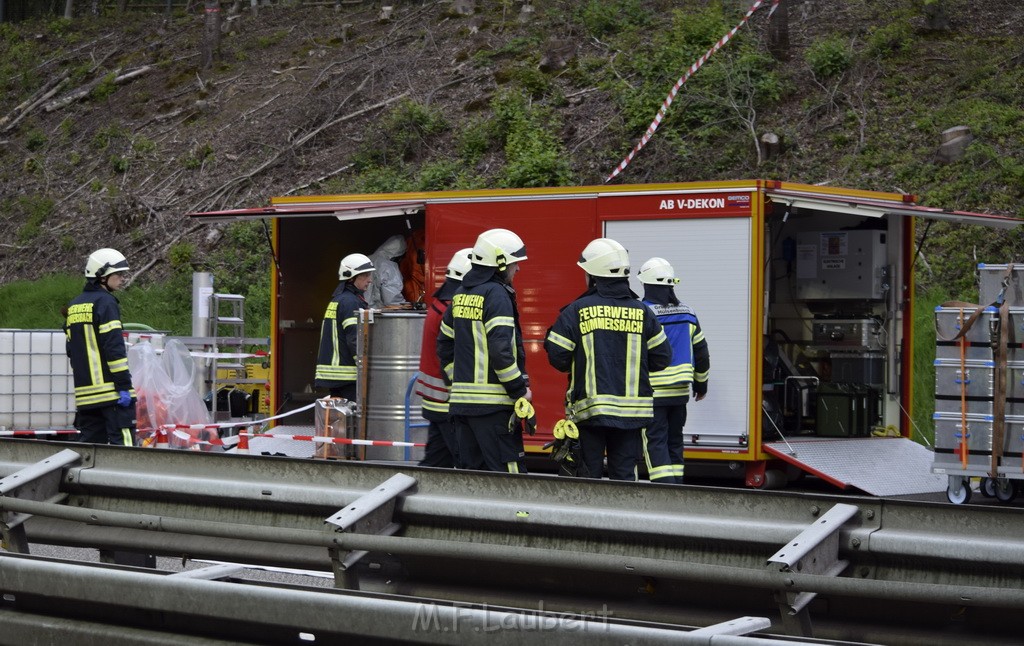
{"left": 763, "top": 437, "right": 946, "bottom": 496}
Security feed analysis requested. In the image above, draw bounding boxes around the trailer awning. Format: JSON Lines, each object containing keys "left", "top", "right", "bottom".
{"left": 767, "top": 189, "right": 1020, "bottom": 229}
{"left": 187, "top": 201, "right": 426, "bottom": 224}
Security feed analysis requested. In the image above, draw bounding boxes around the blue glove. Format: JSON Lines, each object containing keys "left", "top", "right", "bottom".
{"left": 116, "top": 390, "right": 132, "bottom": 407}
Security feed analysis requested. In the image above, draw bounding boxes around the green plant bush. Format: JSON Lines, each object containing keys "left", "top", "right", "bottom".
{"left": 12, "top": 195, "right": 55, "bottom": 243}
{"left": 805, "top": 35, "right": 853, "bottom": 79}
{"left": 25, "top": 129, "right": 47, "bottom": 151}
{"left": 355, "top": 99, "right": 448, "bottom": 168}
{"left": 576, "top": 0, "right": 651, "bottom": 37}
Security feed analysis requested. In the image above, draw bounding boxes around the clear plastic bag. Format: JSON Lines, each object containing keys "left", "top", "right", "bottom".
{"left": 128, "top": 339, "right": 212, "bottom": 449}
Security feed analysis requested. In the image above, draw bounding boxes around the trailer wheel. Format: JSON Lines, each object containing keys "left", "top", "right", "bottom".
{"left": 980, "top": 477, "right": 997, "bottom": 498}
{"left": 994, "top": 478, "right": 1017, "bottom": 503}
{"left": 946, "top": 477, "right": 971, "bottom": 505}
{"left": 757, "top": 469, "right": 787, "bottom": 490}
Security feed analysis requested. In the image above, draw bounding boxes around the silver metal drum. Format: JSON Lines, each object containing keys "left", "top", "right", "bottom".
{"left": 356, "top": 310, "right": 427, "bottom": 461}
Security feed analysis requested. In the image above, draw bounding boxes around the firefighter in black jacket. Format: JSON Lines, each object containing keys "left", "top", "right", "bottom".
{"left": 437, "top": 229, "right": 531, "bottom": 473}
{"left": 545, "top": 238, "right": 671, "bottom": 481}
{"left": 65, "top": 248, "right": 137, "bottom": 445}
{"left": 314, "top": 253, "right": 375, "bottom": 401}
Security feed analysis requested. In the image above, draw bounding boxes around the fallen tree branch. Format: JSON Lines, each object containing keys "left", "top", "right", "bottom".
{"left": 129, "top": 223, "right": 206, "bottom": 285}
{"left": 44, "top": 66, "right": 153, "bottom": 113}
{"left": 189, "top": 86, "right": 408, "bottom": 213}
{"left": 283, "top": 163, "right": 354, "bottom": 196}
{"left": 0, "top": 73, "right": 71, "bottom": 133}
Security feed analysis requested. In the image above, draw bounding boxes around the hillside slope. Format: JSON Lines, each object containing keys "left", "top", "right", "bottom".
{"left": 1, "top": 0, "right": 1022, "bottom": 298}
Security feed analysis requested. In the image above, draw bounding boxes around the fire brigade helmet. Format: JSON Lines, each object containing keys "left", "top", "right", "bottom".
{"left": 471, "top": 229, "right": 527, "bottom": 271}
{"left": 637, "top": 257, "right": 680, "bottom": 285}
{"left": 338, "top": 253, "right": 375, "bottom": 280}
{"left": 85, "top": 248, "right": 130, "bottom": 279}
{"left": 446, "top": 248, "right": 473, "bottom": 281}
{"left": 577, "top": 238, "right": 630, "bottom": 278}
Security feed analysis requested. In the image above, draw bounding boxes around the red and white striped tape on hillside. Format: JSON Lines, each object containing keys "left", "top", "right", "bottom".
{"left": 605, "top": 0, "right": 780, "bottom": 183}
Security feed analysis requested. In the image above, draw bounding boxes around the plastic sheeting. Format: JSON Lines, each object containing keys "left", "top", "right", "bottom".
{"left": 129, "top": 339, "right": 212, "bottom": 448}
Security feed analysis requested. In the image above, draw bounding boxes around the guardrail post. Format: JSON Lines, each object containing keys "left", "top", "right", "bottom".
{"left": 0, "top": 448, "right": 79, "bottom": 554}
{"left": 324, "top": 473, "right": 417, "bottom": 590}
{"left": 766, "top": 502, "right": 859, "bottom": 637}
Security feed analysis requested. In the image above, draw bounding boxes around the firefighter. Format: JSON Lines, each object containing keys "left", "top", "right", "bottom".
{"left": 437, "top": 229, "right": 531, "bottom": 473}
{"left": 415, "top": 247, "right": 472, "bottom": 468}
{"left": 638, "top": 257, "right": 710, "bottom": 484}
{"left": 545, "top": 239, "right": 671, "bottom": 481}
{"left": 314, "top": 253, "right": 375, "bottom": 401}
{"left": 65, "top": 248, "right": 137, "bottom": 446}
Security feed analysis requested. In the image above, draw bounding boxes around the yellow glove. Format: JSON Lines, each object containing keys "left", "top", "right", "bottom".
{"left": 509, "top": 397, "right": 537, "bottom": 435}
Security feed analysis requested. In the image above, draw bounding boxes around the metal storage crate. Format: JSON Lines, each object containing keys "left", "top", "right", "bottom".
{"left": 934, "top": 358, "right": 994, "bottom": 398}
{"left": 932, "top": 412, "right": 997, "bottom": 474}
{"left": 934, "top": 305, "right": 998, "bottom": 344}
{"left": 979, "top": 263, "right": 1024, "bottom": 307}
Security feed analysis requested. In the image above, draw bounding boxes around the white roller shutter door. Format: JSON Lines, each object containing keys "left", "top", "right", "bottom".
{"left": 606, "top": 218, "right": 752, "bottom": 447}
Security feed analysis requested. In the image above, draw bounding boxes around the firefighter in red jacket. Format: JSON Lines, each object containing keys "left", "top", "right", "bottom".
{"left": 545, "top": 239, "right": 671, "bottom": 481}
{"left": 415, "top": 247, "right": 472, "bottom": 468}
{"left": 437, "top": 229, "right": 531, "bottom": 473}
{"left": 314, "top": 253, "right": 375, "bottom": 401}
{"left": 65, "top": 248, "right": 137, "bottom": 445}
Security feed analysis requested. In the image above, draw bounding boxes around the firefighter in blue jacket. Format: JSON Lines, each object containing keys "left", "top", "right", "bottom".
{"left": 65, "top": 248, "right": 137, "bottom": 445}
{"left": 638, "top": 257, "right": 710, "bottom": 484}
{"left": 545, "top": 239, "right": 672, "bottom": 481}
{"left": 314, "top": 253, "right": 375, "bottom": 401}
{"left": 437, "top": 229, "right": 531, "bottom": 473}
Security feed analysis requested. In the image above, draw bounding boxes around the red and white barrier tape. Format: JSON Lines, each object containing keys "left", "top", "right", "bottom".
{"left": 0, "top": 429, "right": 79, "bottom": 437}
{"left": 604, "top": 0, "right": 779, "bottom": 182}
{"left": 241, "top": 432, "right": 425, "bottom": 448}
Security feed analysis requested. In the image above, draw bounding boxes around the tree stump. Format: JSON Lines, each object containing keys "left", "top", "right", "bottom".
{"left": 935, "top": 125, "right": 972, "bottom": 165}
{"left": 760, "top": 132, "right": 784, "bottom": 162}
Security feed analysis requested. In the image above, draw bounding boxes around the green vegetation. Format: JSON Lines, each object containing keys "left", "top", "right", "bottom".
{"left": 9, "top": 195, "right": 55, "bottom": 243}
{"left": 804, "top": 35, "right": 853, "bottom": 79}
{"left": 910, "top": 286, "right": 946, "bottom": 447}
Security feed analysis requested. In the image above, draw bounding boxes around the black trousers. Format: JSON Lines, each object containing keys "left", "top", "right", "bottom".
{"left": 453, "top": 410, "right": 526, "bottom": 473}
{"left": 579, "top": 424, "right": 641, "bottom": 481}
{"left": 76, "top": 404, "right": 136, "bottom": 446}
{"left": 419, "top": 417, "right": 459, "bottom": 468}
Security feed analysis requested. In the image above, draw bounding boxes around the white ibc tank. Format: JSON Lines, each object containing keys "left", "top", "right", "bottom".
{"left": 0, "top": 329, "right": 74, "bottom": 430}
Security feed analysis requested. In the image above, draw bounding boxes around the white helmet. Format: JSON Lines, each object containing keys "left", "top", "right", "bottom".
{"left": 637, "top": 257, "right": 680, "bottom": 285}
{"left": 577, "top": 238, "right": 630, "bottom": 278}
{"left": 471, "top": 228, "right": 527, "bottom": 271}
{"left": 85, "top": 248, "right": 129, "bottom": 278}
{"left": 338, "top": 253, "right": 375, "bottom": 280}
{"left": 446, "top": 248, "right": 473, "bottom": 281}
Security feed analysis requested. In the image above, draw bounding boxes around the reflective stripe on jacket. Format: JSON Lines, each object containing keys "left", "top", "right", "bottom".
{"left": 437, "top": 274, "right": 527, "bottom": 416}
{"left": 644, "top": 301, "right": 709, "bottom": 405}
{"left": 545, "top": 286, "right": 671, "bottom": 429}
{"left": 65, "top": 282, "right": 135, "bottom": 410}
{"left": 416, "top": 296, "right": 452, "bottom": 421}
{"left": 314, "top": 282, "right": 366, "bottom": 390}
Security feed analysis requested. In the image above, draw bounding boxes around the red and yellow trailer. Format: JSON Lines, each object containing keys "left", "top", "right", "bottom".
{"left": 191, "top": 180, "right": 1018, "bottom": 492}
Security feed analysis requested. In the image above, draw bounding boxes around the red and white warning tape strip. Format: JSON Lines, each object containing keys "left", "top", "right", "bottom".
{"left": 240, "top": 432, "right": 425, "bottom": 448}
{"left": 0, "top": 429, "right": 79, "bottom": 437}
{"left": 605, "top": 0, "right": 779, "bottom": 182}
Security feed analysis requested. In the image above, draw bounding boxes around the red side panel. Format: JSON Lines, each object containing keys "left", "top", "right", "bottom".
{"left": 424, "top": 198, "right": 601, "bottom": 450}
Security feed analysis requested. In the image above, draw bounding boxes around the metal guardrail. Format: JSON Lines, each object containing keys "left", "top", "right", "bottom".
{"left": 2, "top": 438, "right": 1024, "bottom": 645}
